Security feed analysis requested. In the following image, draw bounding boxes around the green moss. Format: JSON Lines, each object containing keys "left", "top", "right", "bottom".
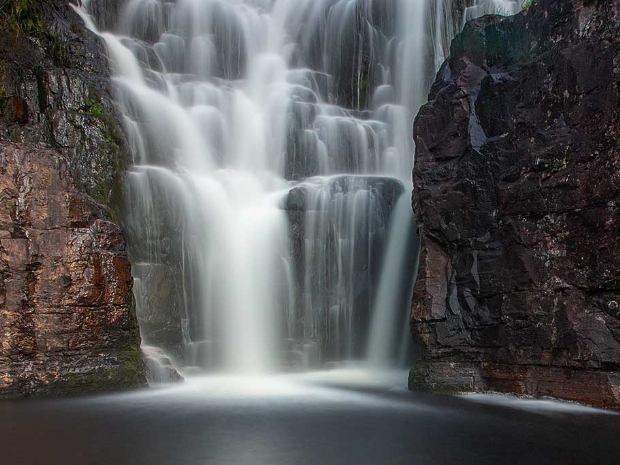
{"left": 99, "top": 124, "right": 127, "bottom": 219}
{"left": 70, "top": 19, "right": 87, "bottom": 38}
{"left": 88, "top": 105, "right": 103, "bottom": 118}
{"left": 86, "top": 97, "right": 103, "bottom": 118}
{"left": 0, "top": 0, "right": 44, "bottom": 38}
{"left": 408, "top": 365, "right": 429, "bottom": 391}
{"left": 82, "top": 92, "right": 130, "bottom": 217}
{"left": 522, "top": 0, "right": 534, "bottom": 10}
{"left": 53, "top": 345, "right": 146, "bottom": 396}
{"left": 116, "top": 344, "right": 147, "bottom": 385}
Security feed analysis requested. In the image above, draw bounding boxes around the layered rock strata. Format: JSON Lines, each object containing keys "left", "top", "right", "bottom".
{"left": 411, "top": 0, "right": 620, "bottom": 409}
{"left": 0, "top": 140, "right": 143, "bottom": 396}
{"left": 0, "top": 0, "right": 145, "bottom": 396}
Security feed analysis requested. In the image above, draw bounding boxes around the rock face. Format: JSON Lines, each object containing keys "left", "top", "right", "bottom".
{"left": 0, "top": 0, "right": 145, "bottom": 396}
{"left": 0, "top": 0, "right": 131, "bottom": 209}
{"left": 411, "top": 0, "right": 620, "bottom": 409}
{"left": 0, "top": 140, "right": 143, "bottom": 396}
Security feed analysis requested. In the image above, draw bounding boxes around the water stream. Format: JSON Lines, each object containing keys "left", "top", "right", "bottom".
{"left": 77, "top": 0, "right": 520, "bottom": 374}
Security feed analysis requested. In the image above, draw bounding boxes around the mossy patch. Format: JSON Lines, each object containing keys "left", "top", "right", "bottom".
{"left": 86, "top": 98, "right": 103, "bottom": 118}
{"left": 522, "top": 0, "right": 534, "bottom": 10}
{"left": 50, "top": 346, "right": 147, "bottom": 396}
{"left": 116, "top": 344, "right": 148, "bottom": 385}
{"left": 85, "top": 91, "right": 104, "bottom": 119}
{"left": 0, "top": 0, "right": 44, "bottom": 38}
{"left": 98, "top": 119, "right": 129, "bottom": 220}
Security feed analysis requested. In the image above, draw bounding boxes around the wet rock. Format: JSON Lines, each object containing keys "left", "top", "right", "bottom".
{"left": 142, "top": 346, "right": 184, "bottom": 384}
{"left": 411, "top": 0, "right": 620, "bottom": 409}
{"left": 0, "top": 140, "right": 145, "bottom": 397}
{"left": 133, "top": 263, "right": 184, "bottom": 356}
{"left": 0, "top": 1, "right": 144, "bottom": 396}
{"left": 0, "top": 0, "right": 132, "bottom": 212}
{"left": 284, "top": 186, "right": 308, "bottom": 212}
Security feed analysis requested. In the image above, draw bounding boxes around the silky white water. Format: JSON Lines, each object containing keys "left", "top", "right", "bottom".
{"left": 77, "top": 0, "right": 520, "bottom": 374}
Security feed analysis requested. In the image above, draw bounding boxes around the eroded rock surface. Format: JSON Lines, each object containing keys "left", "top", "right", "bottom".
{"left": 411, "top": 0, "right": 620, "bottom": 409}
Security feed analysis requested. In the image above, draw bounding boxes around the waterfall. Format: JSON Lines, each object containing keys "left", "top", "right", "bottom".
{"left": 366, "top": 194, "right": 418, "bottom": 366}
{"left": 465, "top": 0, "right": 521, "bottom": 21}
{"left": 76, "top": 0, "right": 520, "bottom": 374}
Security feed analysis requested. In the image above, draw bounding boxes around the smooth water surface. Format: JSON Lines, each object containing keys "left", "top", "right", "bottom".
{"left": 1, "top": 371, "right": 618, "bottom": 465}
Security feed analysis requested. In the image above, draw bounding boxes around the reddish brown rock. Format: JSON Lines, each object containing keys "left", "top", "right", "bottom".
{"left": 0, "top": 140, "right": 145, "bottom": 397}
{"left": 411, "top": 0, "right": 620, "bottom": 409}
{"left": 0, "top": 0, "right": 146, "bottom": 396}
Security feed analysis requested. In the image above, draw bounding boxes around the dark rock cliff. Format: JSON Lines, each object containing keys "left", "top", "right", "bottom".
{"left": 0, "top": 0, "right": 145, "bottom": 396}
{"left": 410, "top": 0, "right": 620, "bottom": 409}
{"left": 0, "top": 0, "right": 131, "bottom": 209}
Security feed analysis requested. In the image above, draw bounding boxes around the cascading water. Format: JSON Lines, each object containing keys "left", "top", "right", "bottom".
{"left": 77, "top": 0, "right": 520, "bottom": 375}
{"left": 465, "top": 0, "right": 521, "bottom": 21}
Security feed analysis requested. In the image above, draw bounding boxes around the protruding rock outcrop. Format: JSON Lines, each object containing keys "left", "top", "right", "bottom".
{"left": 411, "top": 0, "right": 620, "bottom": 409}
